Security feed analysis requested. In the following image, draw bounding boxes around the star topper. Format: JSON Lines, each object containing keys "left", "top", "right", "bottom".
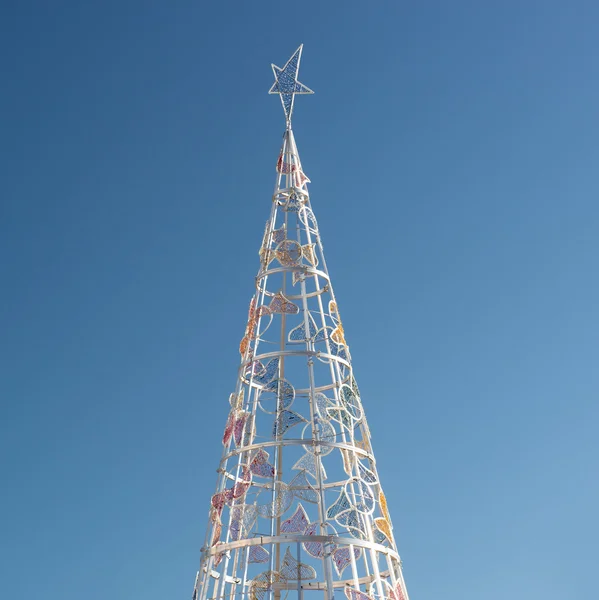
{"left": 269, "top": 44, "right": 314, "bottom": 126}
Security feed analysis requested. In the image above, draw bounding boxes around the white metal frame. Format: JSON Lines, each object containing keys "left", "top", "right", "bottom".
{"left": 193, "top": 47, "right": 410, "bottom": 600}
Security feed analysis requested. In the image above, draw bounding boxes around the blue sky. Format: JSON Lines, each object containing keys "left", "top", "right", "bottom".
{"left": 1, "top": 1, "right": 598, "bottom": 599}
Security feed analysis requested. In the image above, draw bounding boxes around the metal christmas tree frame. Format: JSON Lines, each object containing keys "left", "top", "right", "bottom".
{"left": 192, "top": 45, "right": 410, "bottom": 600}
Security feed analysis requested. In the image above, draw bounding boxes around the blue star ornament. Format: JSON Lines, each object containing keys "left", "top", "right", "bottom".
{"left": 269, "top": 45, "right": 314, "bottom": 124}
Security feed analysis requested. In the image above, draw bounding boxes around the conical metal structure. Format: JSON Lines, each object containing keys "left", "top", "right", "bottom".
{"left": 193, "top": 46, "right": 410, "bottom": 600}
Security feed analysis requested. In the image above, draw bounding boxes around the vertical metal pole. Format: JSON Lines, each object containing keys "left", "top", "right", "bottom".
{"left": 297, "top": 541, "right": 303, "bottom": 600}
{"left": 349, "top": 544, "right": 360, "bottom": 591}
{"left": 273, "top": 189, "right": 290, "bottom": 600}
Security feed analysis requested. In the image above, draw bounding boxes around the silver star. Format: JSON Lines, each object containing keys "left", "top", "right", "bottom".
{"left": 269, "top": 44, "right": 314, "bottom": 125}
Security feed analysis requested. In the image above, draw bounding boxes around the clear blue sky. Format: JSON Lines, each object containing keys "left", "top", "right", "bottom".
{"left": 1, "top": 1, "right": 598, "bottom": 599}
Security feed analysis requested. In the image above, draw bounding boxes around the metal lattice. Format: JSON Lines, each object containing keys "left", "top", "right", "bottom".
{"left": 192, "top": 46, "right": 410, "bottom": 600}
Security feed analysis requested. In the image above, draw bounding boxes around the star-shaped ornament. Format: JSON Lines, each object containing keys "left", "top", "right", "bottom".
{"left": 269, "top": 44, "right": 314, "bottom": 124}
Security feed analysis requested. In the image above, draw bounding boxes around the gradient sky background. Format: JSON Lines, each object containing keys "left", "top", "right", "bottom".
{"left": 1, "top": 1, "right": 598, "bottom": 599}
